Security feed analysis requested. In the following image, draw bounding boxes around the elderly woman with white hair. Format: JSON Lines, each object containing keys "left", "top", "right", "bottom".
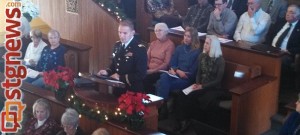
{"left": 143, "top": 22, "right": 175, "bottom": 94}
{"left": 23, "top": 29, "right": 47, "bottom": 67}
{"left": 57, "top": 108, "right": 83, "bottom": 135}
{"left": 24, "top": 98, "right": 60, "bottom": 135}
{"left": 173, "top": 35, "right": 225, "bottom": 133}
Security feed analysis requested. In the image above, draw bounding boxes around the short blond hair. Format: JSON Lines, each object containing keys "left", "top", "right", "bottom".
{"left": 32, "top": 98, "right": 51, "bottom": 119}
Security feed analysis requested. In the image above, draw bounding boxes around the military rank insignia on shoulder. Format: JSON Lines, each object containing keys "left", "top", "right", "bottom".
{"left": 138, "top": 44, "right": 145, "bottom": 48}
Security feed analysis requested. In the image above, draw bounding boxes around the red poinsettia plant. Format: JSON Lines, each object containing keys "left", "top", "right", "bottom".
{"left": 43, "top": 66, "right": 75, "bottom": 91}
{"left": 118, "top": 91, "right": 151, "bottom": 116}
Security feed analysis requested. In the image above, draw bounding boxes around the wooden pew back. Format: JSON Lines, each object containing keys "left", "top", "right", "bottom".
{"left": 42, "top": 34, "right": 92, "bottom": 73}
{"left": 222, "top": 61, "right": 252, "bottom": 90}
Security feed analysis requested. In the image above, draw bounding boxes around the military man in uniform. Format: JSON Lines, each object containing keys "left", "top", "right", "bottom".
{"left": 97, "top": 20, "right": 147, "bottom": 96}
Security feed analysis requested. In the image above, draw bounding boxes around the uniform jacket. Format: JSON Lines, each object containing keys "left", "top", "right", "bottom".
{"left": 107, "top": 38, "right": 147, "bottom": 92}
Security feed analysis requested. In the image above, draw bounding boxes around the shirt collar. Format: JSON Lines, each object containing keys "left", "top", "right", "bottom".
{"left": 123, "top": 36, "right": 134, "bottom": 48}
{"left": 290, "top": 20, "right": 299, "bottom": 26}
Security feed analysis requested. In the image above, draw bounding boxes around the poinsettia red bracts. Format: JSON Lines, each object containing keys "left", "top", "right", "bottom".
{"left": 118, "top": 91, "right": 151, "bottom": 116}
{"left": 43, "top": 66, "right": 75, "bottom": 91}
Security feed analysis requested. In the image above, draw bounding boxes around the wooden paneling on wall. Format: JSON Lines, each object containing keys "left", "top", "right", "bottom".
{"left": 31, "top": 0, "right": 119, "bottom": 73}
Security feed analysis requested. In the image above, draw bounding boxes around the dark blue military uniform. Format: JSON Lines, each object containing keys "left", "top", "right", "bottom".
{"left": 106, "top": 37, "right": 147, "bottom": 94}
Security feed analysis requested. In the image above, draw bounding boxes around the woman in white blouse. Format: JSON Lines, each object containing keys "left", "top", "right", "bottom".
{"left": 24, "top": 29, "right": 47, "bottom": 67}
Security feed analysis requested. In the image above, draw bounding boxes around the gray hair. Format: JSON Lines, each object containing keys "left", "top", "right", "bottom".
{"left": 32, "top": 98, "right": 51, "bottom": 119}
{"left": 61, "top": 108, "right": 79, "bottom": 127}
{"left": 289, "top": 4, "right": 300, "bottom": 19}
{"left": 92, "top": 128, "right": 110, "bottom": 135}
{"left": 154, "top": 23, "right": 169, "bottom": 34}
{"left": 206, "top": 35, "right": 222, "bottom": 58}
{"left": 48, "top": 29, "right": 61, "bottom": 39}
{"left": 30, "top": 29, "right": 43, "bottom": 39}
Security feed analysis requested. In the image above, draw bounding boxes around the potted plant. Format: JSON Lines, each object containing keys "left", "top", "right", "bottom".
{"left": 43, "top": 66, "right": 75, "bottom": 101}
{"left": 117, "top": 91, "right": 151, "bottom": 130}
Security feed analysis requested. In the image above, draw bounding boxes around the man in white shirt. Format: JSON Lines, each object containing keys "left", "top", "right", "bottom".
{"left": 234, "top": 0, "right": 271, "bottom": 44}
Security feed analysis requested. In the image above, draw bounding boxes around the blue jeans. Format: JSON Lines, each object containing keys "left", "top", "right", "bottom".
{"left": 156, "top": 73, "right": 192, "bottom": 99}
{"left": 24, "top": 76, "right": 45, "bottom": 88}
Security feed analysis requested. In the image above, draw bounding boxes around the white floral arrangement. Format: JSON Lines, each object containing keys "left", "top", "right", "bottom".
{"left": 21, "top": 0, "right": 39, "bottom": 19}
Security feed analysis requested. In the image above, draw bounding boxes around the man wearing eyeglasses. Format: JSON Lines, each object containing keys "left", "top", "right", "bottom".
{"left": 207, "top": 0, "right": 237, "bottom": 39}
{"left": 234, "top": 0, "right": 271, "bottom": 44}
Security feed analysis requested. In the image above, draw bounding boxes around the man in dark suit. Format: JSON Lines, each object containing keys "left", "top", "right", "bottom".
{"left": 98, "top": 20, "right": 147, "bottom": 95}
{"left": 271, "top": 4, "right": 300, "bottom": 90}
{"left": 272, "top": 4, "right": 300, "bottom": 63}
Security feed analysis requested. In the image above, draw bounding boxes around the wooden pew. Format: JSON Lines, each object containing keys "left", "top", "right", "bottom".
{"left": 149, "top": 28, "right": 283, "bottom": 135}
{"left": 189, "top": 61, "right": 275, "bottom": 134}
{"left": 41, "top": 34, "right": 92, "bottom": 73}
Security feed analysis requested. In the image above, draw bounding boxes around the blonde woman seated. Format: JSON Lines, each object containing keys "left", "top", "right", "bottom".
{"left": 24, "top": 98, "right": 60, "bottom": 135}
{"left": 156, "top": 27, "right": 201, "bottom": 99}
{"left": 174, "top": 35, "right": 225, "bottom": 133}
{"left": 57, "top": 108, "right": 83, "bottom": 135}
{"left": 24, "top": 29, "right": 47, "bottom": 67}
{"left": 143, "top": 23, "right": 175, "bottom": 94}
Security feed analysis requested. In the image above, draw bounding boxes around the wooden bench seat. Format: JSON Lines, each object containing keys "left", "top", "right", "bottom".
{"left": 190, "top": 61, "right": 276, "bottom": 134}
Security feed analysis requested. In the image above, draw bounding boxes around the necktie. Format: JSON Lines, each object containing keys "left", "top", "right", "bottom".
{"left": 120, "top": 43, "right": 125, "bottom": 53}
{"left": 227, "top": 0, "right": 233, "bottom": 9}
{"left": 276, "top": 23, "right": 292, "bottom": 48}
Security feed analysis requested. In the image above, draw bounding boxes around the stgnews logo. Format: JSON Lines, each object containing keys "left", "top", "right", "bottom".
{"left": 1, "top": 1, "right": 26, "bottom": 133}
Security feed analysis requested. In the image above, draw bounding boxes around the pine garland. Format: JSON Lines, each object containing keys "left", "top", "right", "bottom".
{"left": 67, "top": 93, "right": 111, "bottom": 123}
{"left": 93, "top": 0, "right": 127, "bottom": 21}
